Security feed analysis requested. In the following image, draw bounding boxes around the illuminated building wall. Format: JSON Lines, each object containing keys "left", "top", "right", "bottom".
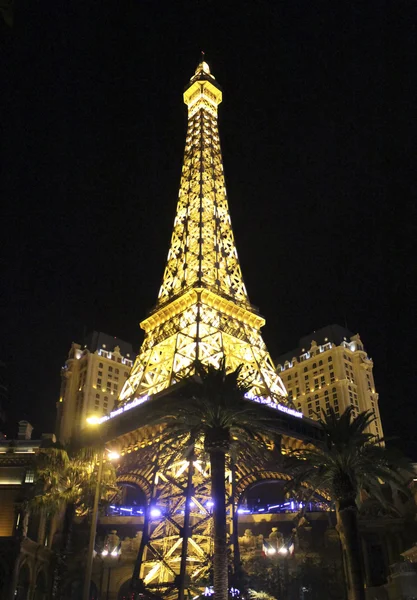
{"left": 0, "top": 423, "right": 57, "bottom": 599}
{"left": 56, "top": 332, "right": 134, "bottom": 444}
{"left": 276, "top": 324, "right": 383, "bottom": 438}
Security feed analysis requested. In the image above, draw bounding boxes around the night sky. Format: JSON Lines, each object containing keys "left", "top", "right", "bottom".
{"left": 2, "top": 1, "right": 416, "bottom": 455}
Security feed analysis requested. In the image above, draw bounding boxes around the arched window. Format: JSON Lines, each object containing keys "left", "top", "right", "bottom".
{"left": 328, "top": 357, "right": 332, "bottom": 362}
{"left": 303, "top": 366, "right": 308, "bottom": 373}
{"left": 313, "top": 363, "right": 317, "bottom": 368}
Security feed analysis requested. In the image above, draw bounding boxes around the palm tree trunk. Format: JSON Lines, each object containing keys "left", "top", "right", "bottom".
{"left": 178, "top": 447, "right": 195, "bottom": 600}
{"left": 210, "top": 449, "right": 228, "bottom": 600}
{"left": 336, "top": 503, "right": 365, "bottom": 600}
{"left": 52, "top": 502, "right": 75, "bottom": 600}
{"left": 230, "top": 460, "right": 241, "bottom": 587}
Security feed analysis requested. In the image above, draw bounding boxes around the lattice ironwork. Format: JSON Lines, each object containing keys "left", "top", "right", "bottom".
{"left": 116, "top": 432, "right": 293, "bottom": 597}
{"left": 119, "top": 60, "right": 287, "bottom": 406}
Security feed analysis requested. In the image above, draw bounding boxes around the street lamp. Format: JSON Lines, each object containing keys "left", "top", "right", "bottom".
{"left": 100, "top": 536, "right": 121, "bottom": 600}
{"left": 82, "top": 417, "right": 120, "bottom": 600}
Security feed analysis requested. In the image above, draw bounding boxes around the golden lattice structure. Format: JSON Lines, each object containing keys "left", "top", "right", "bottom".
{"left": 119, "top": 60, "right": 287, "bottom": 406}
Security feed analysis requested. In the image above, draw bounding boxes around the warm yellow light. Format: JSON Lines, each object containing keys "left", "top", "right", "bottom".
{"left": 86, "top": 415, "right": 100, "bottom": 425}
{"left": 107, "top": 451, "right": 120, "bottom": 461}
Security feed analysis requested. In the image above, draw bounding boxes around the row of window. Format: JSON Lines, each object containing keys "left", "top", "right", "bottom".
{"left": 98, "top": 363, "right": 129, "bottom": 377}
{"left": 97, "top": 379, "right": 118, "bottom": 390}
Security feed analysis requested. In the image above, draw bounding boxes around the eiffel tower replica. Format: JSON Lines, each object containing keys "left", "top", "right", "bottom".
{"left": 101, "top": 59, "right": 318, "bottom": 600}
{"left": 118, "top": 58, "right": 287, "bottom": 406}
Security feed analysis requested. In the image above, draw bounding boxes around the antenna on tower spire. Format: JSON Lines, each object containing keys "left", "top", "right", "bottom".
{"left": 200, "top": 50, "right": 205, "bottom": 62}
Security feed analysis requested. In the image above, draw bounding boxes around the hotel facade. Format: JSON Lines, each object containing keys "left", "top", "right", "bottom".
{"left": 276, "top": 324, "right": 383, "bottom": 438}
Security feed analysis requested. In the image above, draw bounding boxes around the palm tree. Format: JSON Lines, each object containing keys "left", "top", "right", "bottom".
{"left": 286, "top": 406, "right": 412, "bottom": 600}
{"left": 134, "top": 360, "right": 283, "bottom": 600}
{"left": 30, "top": 445, "right": 117, "bottom": 599}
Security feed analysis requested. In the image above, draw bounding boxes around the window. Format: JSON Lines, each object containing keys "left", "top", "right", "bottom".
{"left": 99, "top": 362, "right": 103, "bottom": 368}
{"left": 313, "top": 362, "right": 317, "bottom": 368}
{"left": 319, "top": 360, "right": 323, "bottom": 366}
{"left": 124, "top": 372, "right": 129, "bottom": 377}
{"left": 97, "top": 378, "right": 102, "bottom": 384}
{"left": 108, "top": 374, "right": 112, "bottom": 379}
{"left": 288, "top": 375, "right": 291, "bottom": 381}
{"left": 107, "top": 382, "right": 111, "bottom": 388}
{"left": 114, "top": 384, "right": 118, "bottom": 390}
{"left": 109, "top": 366, "right": 113, "bottom": 372}
{"left": 115, "top": 368, "right": 119, "bottom": 375}
{"left": 98, "top": 370, "right": 102, "bottom": 376}
{"left": 314, "top": 394, "right": 319, "bottom": 400}
{"left": 328, "top": 357, "right": 332, "bottom": 362}
{"left": 314, "top": 378, "right": 319, "bottom": 388}
{"left": 96, "top": 394, "right": 100, "bottom": 399}
{"left": 321, "top": 376, "right": 325, "bottom": 384}
{"left": 25, "top": 470, "right": 35, "bottom": 483}
{"left": 304, "top": 375, "right": 309, "bottom": 380}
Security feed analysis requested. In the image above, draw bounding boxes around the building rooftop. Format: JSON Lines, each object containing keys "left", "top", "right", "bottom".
{"left": 83, "top": 331, "right": 134, "bottom": 358}
{"left": 276, "top": 324, "right": 356, "bottom": 365}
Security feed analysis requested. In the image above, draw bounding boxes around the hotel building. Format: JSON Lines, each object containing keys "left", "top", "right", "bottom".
{"left": 276, "top": 324, "right": 383, "bottom": 438}
{"left": 56, "top": 331, "right": 134, "bottom": 444}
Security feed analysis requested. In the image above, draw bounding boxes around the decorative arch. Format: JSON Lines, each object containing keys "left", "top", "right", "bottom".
{"left": 235, "top": 469, "right": 331, "bottom": 504}
{"left": 117, "top": 472, "right": 152, "bottom": 502}
{"left": 235, "top": 469, "right": 291, "bottom": 503}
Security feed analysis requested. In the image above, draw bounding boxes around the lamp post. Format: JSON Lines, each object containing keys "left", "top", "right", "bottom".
{"left": 264, "top": 537, "right": 293, "bottom": 600}
{"left": 100, "top": 535, "right": 121, "bottom": 600}
{"left": 82, "top": 416, "right": 120, "bottom": 600}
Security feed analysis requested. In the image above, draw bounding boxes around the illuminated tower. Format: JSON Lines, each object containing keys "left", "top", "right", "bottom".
{"left": 119, "top": 60, "right": 287, "bottom": 407}
{"left": 95, "top": 60, "right": 320, "bottom": 600}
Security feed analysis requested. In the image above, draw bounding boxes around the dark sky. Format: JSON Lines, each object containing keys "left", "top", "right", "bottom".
{"left": 1, "top": 1, "right": 416, "bottom": 455}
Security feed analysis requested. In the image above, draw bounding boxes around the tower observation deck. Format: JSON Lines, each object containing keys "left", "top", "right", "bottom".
{"left": 119, "top": 60, "right": 287, "bottom": 407}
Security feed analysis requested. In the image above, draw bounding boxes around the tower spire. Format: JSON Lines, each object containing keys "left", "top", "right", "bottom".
{"left": 119, "top": 61, "right": 287, "bottom": 405}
